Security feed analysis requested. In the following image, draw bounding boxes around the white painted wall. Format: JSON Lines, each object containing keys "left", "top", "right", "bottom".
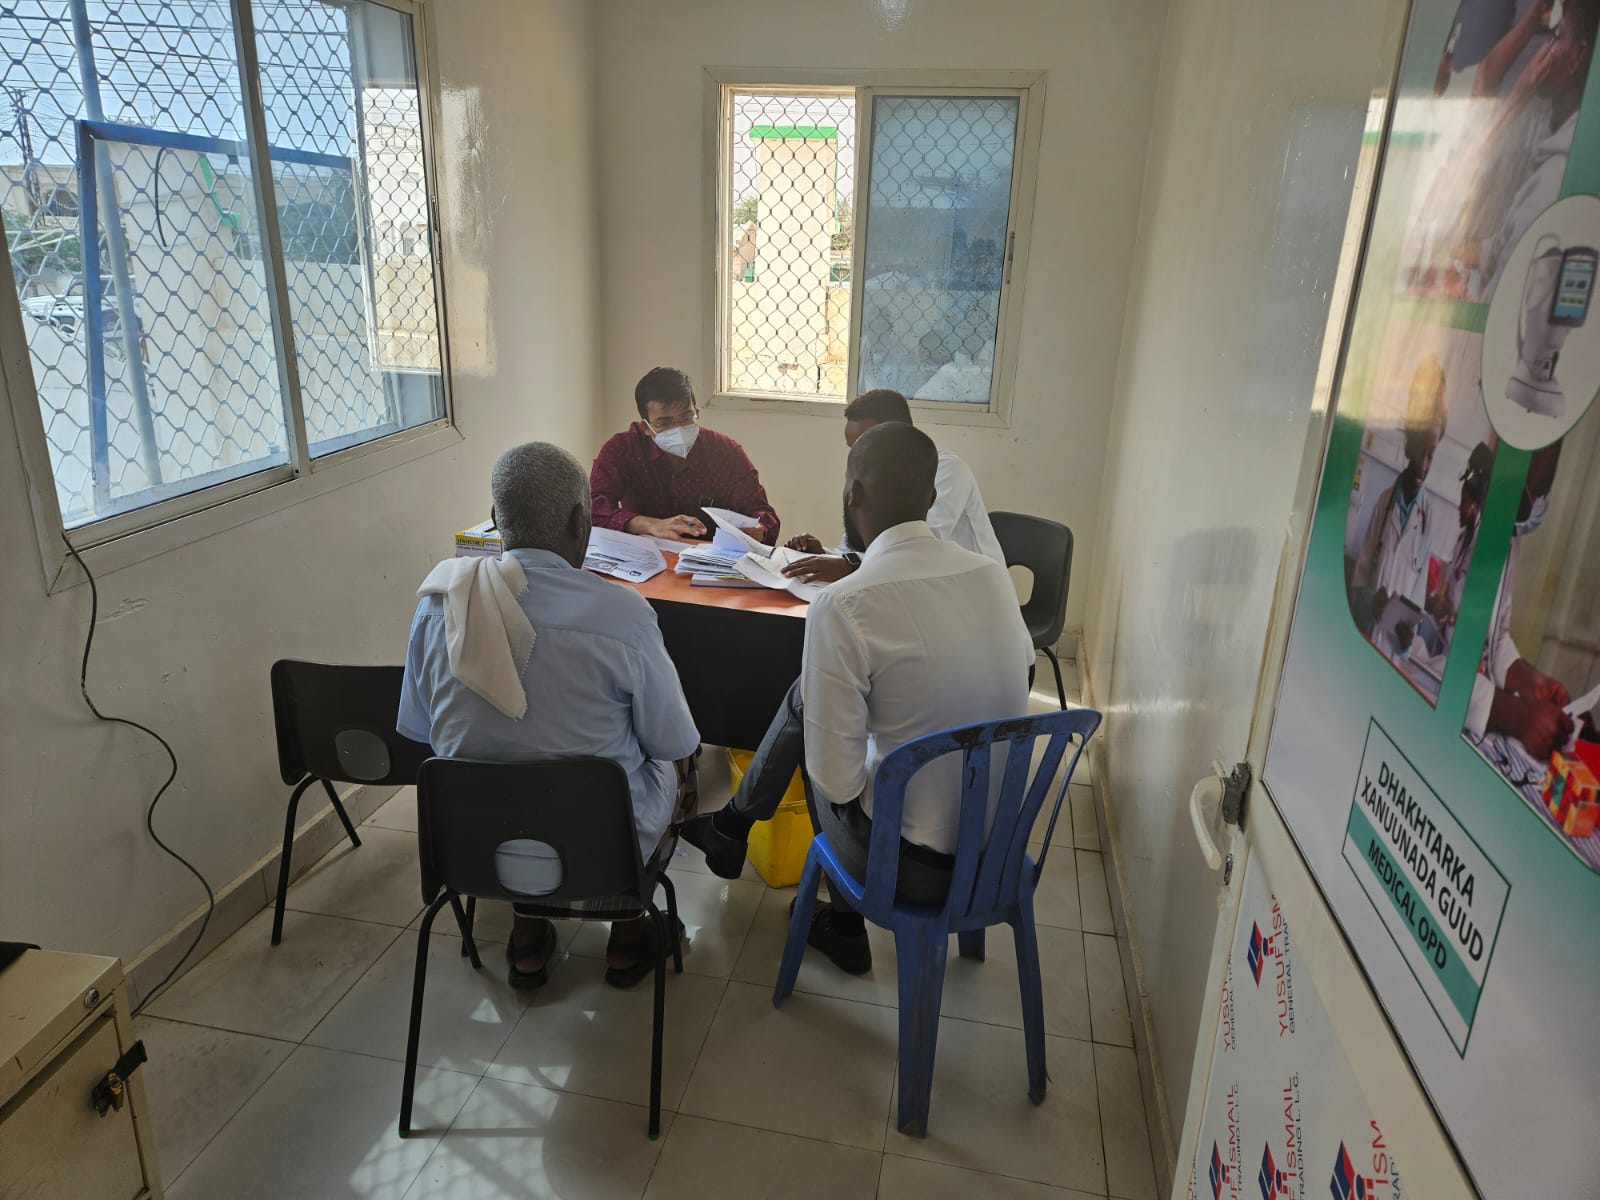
{"left": 0, "top": 0, "right": 602, "bottom": 965}
{"left": 1081, "top": 0, "right": 1398, "bottom": 1163}
{"left": 592, "top": 0, "right": 1168, "bottom": 632}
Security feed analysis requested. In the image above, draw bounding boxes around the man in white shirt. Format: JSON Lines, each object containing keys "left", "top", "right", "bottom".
{"left": 784, "top": 389, "right": 1005, "bottom": 584}
{"left": 682, "top": 423, "right": 1034, "bottom": 973}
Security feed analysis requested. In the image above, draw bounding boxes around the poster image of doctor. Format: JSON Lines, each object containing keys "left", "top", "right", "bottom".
{"left": 1260, "top": 0, "right": 1600, "bottom": 1196}
{"left": 1343, "top": 321, "right": 1497, "bottom": 705}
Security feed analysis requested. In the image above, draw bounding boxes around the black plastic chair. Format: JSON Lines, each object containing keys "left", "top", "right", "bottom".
{"left": 269, "top": 660, "right": 433, "bottom": 945}
{"left": 989, "top": 512, "right": 1074, "bottom": 709}
{"left": 399, "top": 756, "right": 682, "bottom": 1140}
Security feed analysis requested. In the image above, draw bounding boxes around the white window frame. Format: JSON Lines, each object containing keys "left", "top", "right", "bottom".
{"left": 1, "top": 0, "right": 458, "bottom": 593}
{"left": 704, "top": 67, "right": 1045, "bottom": 429}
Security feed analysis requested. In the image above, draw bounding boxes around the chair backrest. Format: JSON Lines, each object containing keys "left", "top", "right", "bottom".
{"left": 861, "top": 707, "right": 1102, "bottom": 919}
{"left": 270, "top": 660, "right": 433, "bottom": 787}
{"left": 989, "top": 511, "right": 1073, "bottom": 647}
{"left": 415, "top": 757, "right": 646, "bottom": 906}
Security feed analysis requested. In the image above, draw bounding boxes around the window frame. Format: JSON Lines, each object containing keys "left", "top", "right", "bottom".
{"left": 2, "top": 0, "right": 457, "bottom": 593}
{"left": 704, "top": 67, "right": 1045, "bottom": 429}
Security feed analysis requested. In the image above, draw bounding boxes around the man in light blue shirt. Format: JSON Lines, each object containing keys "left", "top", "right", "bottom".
{"left": 399, "top": 442, "right": 700, "bottom": 989}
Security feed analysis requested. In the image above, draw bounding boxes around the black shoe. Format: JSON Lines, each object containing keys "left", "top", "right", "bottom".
{"left": 791, "top": 898, "right": 872, "bottom": 976}
{"left": 678, "top": 813, "right": 747, "bottom": 880}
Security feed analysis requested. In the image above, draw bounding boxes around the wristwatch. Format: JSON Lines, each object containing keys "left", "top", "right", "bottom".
{"left": 842, "top": 551, "right": 862, "bottom": 569}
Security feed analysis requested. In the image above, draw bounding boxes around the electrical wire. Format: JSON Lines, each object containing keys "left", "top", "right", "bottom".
{"left": 61, "top": 531, "right": 214, "bottom": 1013}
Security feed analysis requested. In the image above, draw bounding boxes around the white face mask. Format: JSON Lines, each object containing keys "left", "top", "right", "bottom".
{"left": 653, "top": 423, "right": 699, "bottom": 459}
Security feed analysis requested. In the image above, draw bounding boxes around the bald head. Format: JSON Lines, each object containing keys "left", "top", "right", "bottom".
{"left": 842, "top": 421, "right": 938, "bottom": 551}
{"left": 491, "top": 442, "right": 591, "bottom": 564}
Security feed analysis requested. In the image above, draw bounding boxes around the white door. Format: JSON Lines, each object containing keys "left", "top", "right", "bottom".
{"left": 1171, "top": 0, "right": 1600, "bottom": 1195}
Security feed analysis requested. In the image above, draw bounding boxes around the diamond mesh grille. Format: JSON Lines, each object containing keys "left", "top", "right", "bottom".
{"left": 723, "top": 90, "right": 855, "bottom": 398}
{"left": 1, "top": 0, "right": 443, "bottom": 528}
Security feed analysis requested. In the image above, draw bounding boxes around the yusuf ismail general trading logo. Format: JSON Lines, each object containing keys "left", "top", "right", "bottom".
{"left": 1257, "top": 1073, "right": 1304, "bottom": 1200}
{"left": 1245, "top": 895, "right": 1297, "bottom": 1037}
{"left": 1329, "top": 1123, "right": 1403, "bottom": 1200}
{"left": 1209, "top": 1082, "right": 1244, "bottom": 1200}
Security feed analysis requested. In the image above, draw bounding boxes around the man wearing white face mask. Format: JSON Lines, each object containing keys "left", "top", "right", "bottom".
{"left": 590, "top": 366, "right": 781, "bottom": 544}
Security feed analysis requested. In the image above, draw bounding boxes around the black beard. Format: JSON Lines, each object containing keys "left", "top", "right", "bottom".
{"left": 842, "top": 503, "right": 865, "bottom": 552}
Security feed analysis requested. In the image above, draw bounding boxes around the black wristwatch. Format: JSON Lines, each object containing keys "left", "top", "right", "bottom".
{"left": 842, "top": 551, "right": 862, "bottom": 569}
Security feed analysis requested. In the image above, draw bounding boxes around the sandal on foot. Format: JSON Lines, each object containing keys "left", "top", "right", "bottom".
{"left": 603, "top": 916, "right": 686, "bottom": 990}
{"left": 505, "top": 919, "right": 558, "bottom": 990}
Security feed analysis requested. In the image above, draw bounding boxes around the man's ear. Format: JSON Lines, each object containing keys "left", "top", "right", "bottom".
{"left": 566, "top": 502, "right": 588, "bottom": 541}
{"left": 845, "top": 478, "right": 865, "bottom": 510}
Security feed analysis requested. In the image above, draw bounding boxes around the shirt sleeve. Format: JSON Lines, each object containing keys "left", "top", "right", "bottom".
{"left": 927, "top": 454, "right": 972, "bottom": 545}
{"left": 590, "top": 435, "right": 639, "bottom": 532}
{"left": 801, "top": 591, "right": 872, "bottom": 806}
{"left": 629, "top": 620, "right": 702, "bottom": 762}
{"left": 721, "top": 440, "right": 781, "bottom": 544}
{"left": 397, "top": 601, "right": 436, "bottom": 745}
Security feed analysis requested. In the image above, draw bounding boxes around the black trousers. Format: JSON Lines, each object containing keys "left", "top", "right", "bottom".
{"left": 731, "top": 680, "right": 953, "bottom": 908}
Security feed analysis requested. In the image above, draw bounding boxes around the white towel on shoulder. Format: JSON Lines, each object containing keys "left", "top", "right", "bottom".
{"left": 417, "top": 555, "right": 536, "bottom": 720}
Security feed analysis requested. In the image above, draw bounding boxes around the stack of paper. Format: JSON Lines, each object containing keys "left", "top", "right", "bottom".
{"left": 583, "top": 528, "right": 667, "bottom": 583}
{"left": 675, "top": 544, "right": 745, "bottom": 575}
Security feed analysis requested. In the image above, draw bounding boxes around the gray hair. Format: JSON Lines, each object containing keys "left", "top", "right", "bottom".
{"left": 491, "top": 442, "right": 590, "bottom": 551}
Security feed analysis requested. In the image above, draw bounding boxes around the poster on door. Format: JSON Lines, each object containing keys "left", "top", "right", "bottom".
{"left": 1185, "top": 860, "right": 1407, "bottom": 1200}
{"left": 1263, "top": 2, "right": 1600, "bottom": 1196}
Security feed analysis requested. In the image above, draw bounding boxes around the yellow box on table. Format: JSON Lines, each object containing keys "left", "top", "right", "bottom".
{"left": 725, "top": 748, "right": 811, "bottom": 887}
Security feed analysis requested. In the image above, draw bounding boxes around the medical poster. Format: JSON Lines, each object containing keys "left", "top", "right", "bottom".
{"left": 1263, "top": 2, "right": 1600, "bottom": 1196}
{"left": 1185, "top": 859, "right": 1407, "bottom": 1200}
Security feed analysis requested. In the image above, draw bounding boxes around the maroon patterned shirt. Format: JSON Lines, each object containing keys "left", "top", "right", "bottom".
{"left": 590, "top": 423, "right": 781, "bottom": 544}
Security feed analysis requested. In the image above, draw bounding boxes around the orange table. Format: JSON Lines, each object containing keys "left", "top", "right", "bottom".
{"left": 607, "top": 551, "right": 807, "bottom": 749}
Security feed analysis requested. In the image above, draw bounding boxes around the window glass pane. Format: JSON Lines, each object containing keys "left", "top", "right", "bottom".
{"left": 723, "top": 89, "right": 854, "bottom": 398}
{"left": 858, "top": 95, "right": 1018, "bottom": 406}
{"left": 253, "top": 0, "right": 444, "bottom": 455}
{"left": 1, "top": 0, "right": 289, "bottom": 527}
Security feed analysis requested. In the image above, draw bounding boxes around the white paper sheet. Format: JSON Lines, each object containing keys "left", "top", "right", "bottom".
{"left": 704, "top": 507, "right": 773, "bottom": 559}
{"left": 583, "top": 527, "right": 667, "bottom": 583}
{"left": 732, "top": 547, "right": 824, "bottom": 602}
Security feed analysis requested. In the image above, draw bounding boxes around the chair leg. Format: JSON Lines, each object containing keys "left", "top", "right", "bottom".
{"left": 659, "top": 873, "right": 683, "bottom": 973}
{"left": 773, "top": 847, "right": 824, "bottom": 1007}
{"left": 1042, "top": 646, "right": 1067, "bottom": 710}
{"left": 270, "top": 777, "right": 316, "bottom": 946}
{"left": 448, "top": 894, "right": 481, "bottom": 969}
{"left": 1013, "top": 899, "right": 1048, "bottom": 1105}
{"left": 322, "top": 778, "right": 362, "bottom": 848}
{"left": 648, "top": 903, "right": 667, "bottom": 1140}
{"left": 399, "top": 894, "right": 449, "bottom": 1137}
{"left": 957, "top": 930, "right": 986, "bottom": 961}
{"left": 893, "top": 921, "right": 950, "bottom": 1138}
{"left": 458, "top": 897, "right": 477, "bottom": 958}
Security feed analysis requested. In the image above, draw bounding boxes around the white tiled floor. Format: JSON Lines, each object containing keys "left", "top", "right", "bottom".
{"left": 137, "top": 660, "right": 1159, "bottom": 1199}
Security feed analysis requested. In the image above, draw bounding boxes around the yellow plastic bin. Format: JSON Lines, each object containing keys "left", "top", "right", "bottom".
{"left": 725, "top": 748, "right": 812, "bottom": 887}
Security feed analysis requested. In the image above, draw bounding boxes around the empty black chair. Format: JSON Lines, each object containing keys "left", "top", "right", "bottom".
{"left": 399, "top": 756, "right": 681, "bottom": 1140}
{"left": 989, "top": 512, "right": 1074, "bottom": 709}
{"left": 269, "top": 660, "right": 432, "bottom": 945}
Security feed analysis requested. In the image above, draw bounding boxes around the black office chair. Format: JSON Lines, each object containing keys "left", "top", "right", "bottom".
{"left": 269, "top": 660, "right": 433, "bottom": 945}
{"left": 989, "top": 512, "right": 1074, "bottom": 709}
{"left": 400, "top": 756, "right": 682, "bottom": 1140}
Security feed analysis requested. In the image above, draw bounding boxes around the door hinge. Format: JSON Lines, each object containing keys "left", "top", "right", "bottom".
{"left": 1221, "top": 761, "right": 1251, "bottom": 831}
{"left": 1004, "top": 230, "right": 1017, "bottom": 285}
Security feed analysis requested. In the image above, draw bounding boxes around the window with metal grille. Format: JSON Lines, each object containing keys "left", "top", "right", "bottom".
{"left": 0, "top": 0, "right": 447, "bottom": 540}
{"left": 715, "top": 77, "right": 1042, "bottom": 420}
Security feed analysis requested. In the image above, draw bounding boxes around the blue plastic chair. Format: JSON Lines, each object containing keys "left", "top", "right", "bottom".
{"left": 773, "top": 707, "right": 1102, "bottom": 1137}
